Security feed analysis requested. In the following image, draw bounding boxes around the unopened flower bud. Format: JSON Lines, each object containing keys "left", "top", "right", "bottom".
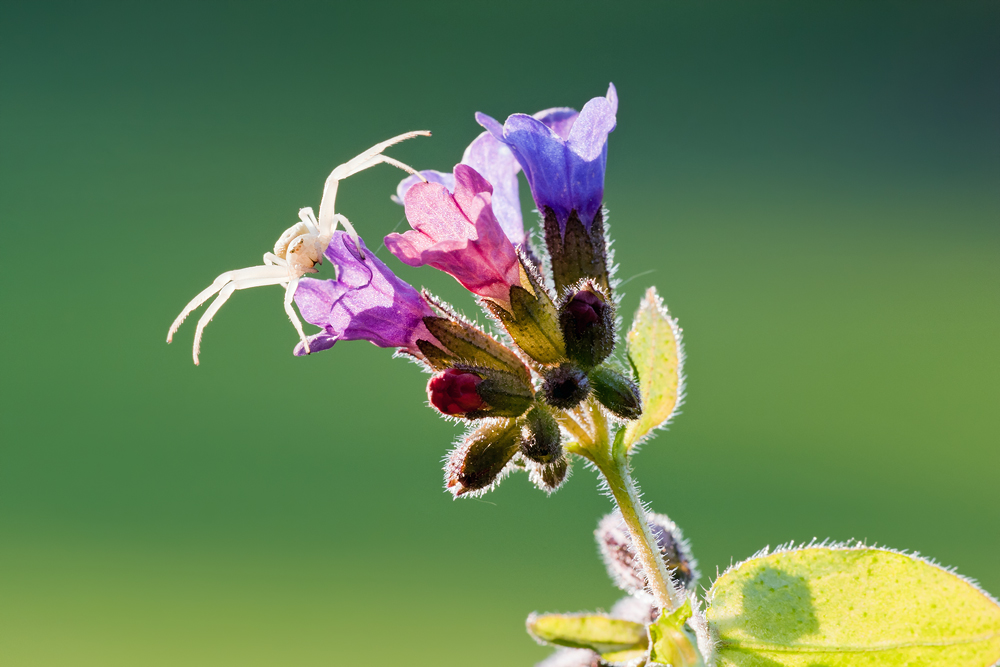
{"left": 428, "top": 369, "right": 484, "bottom": 416}
{"left": 596, "top": 511, "right": 698, "bottom": 593}
{"left": 528, "top": 456, "right": 571, "bottom": 494}
{"left": 541, "top": 363, "right": 591, "bottom": 410}
{"left": 520, "top": 405, "right": 562, "bottom": 463}
{"left": 560, "top": 287, "right": 614, "bottom": 368}
{"left": 445, "top": 419, "right": 522, "bottom": 497}
{"left": 428, "top": 367, "right": 534, "bottom": 419}
{"left": 589, "top": 365, "right": 642, "bottom": 421}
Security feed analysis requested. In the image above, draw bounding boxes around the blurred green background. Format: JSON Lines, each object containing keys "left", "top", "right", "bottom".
{"left": 1, "top": 1, "right": 998, "bottom": 665}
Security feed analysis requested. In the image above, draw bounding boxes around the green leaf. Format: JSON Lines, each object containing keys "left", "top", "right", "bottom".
{"left": 527, "top": 612, "right": 648, "bottom": 662}
{"left": 648, "top": 601, "right": 705, "bottom": 667}
{"left": 706, "top": 545, "right": 1000, "bottom": 666}
{"left": 624, "top": 287, "right": 683, "bottom": 449}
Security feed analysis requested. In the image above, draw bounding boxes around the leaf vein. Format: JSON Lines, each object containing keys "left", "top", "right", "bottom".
{"left": 722, "top": 629, "right": 1000, "bottom": 654}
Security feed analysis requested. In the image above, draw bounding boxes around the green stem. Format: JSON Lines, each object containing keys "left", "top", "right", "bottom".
{"left": 586, "top": 406, "right": 682, "bottom": 612}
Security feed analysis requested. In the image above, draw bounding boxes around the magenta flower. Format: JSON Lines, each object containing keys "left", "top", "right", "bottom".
{"left": 392, "top": 131, "right": 526, "bottom": 246}
{"left": 292, "top": 231, "right": 435, "bottom": 356}
{"left": 476, "top": 83, "right": 618, "bottom": 234}
{"left": 385, "top": 164, "right": 522, "bottom": 306}
{"left": 392, "top": 169, "right": 455, "bottom": 203}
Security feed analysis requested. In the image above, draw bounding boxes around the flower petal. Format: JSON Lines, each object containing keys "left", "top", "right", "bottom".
{"left": 462, "top": 132, "right": 525, "bottom": 245}
{"left": 480, "top": 84, "right": 618, "bottom": 231}
{"left": 293, "top": 330, "right": 339, "bottom": 356}
{"left": 605, "top": 82, "right": 618, "bottom": 116}
{"left": 391, "top": 166, "right": 520, "bottom": 304}
{"left": 475, "top": 111, "right": 505, "bottom": 143}
{"left": 533, "top": 107, "right": 579, "bottom": 140}
{"left": 495, "top": 113, "right": 575, "bottom": 225}
{"left": 391, "top": 170, "right": 455, "bottom": 206}
{"left": 567, "top": 95, "right": 617, "bottom": 162}
{"left": 293, "top": 232, "right": 432, "bottom": 354}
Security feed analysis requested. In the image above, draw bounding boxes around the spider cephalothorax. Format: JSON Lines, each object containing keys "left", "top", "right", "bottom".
{"left": 166, "top": 131, "right": 430, "bottom": 364}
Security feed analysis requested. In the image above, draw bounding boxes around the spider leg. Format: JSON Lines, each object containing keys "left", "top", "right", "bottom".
{"left": 331, "top": 131, "right": 431, "bottom": 182}
{"left": 317, "top": 131, "right": 430, "bottom": 231}
{"left": 283, "top": 278, "right": 311, "bottom": 354}
{"left": 191, "top": 273, "right": 288, "bottom": 365}
{"left": 338, "top": 153, "right": 421, "bottom": 181}
{"left": 298, "top": 207, "right": 320, "bottom": 235}
{"left": 263, "top": 252, "right": 287, "bottom": 267}
{"left": 330, "top": 213, "right": 363, "bottom": 257}
{"left": 168, "top": 265, "right": 287, "bottom": 343}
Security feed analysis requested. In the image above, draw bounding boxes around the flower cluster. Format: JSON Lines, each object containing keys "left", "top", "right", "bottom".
{"left": 167, "top": 84, "right": 1000, "bottom": 667}
{"left": 290, "top": 83, "right": 636, "bottom": 498}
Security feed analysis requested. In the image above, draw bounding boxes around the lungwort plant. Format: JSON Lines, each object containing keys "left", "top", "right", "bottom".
{"left": 167, "top": 84, "right": 1000, "bottom": 666}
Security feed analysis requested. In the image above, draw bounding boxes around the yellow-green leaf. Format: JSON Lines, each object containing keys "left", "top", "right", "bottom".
{"left": 624, "top": 286, "right": 683, "bottom": 449}
{"left": 527, "top": 612, "right": 648, "bottom": 661}
{"left": 706, "top": 545, "right": 1000, "bottom": 666}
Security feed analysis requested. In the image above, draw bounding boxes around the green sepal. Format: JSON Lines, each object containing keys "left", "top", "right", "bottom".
{"left": 590, "top": 365, "right": 642, "bottom": 420}
{"left": 623, "top": 287, "right": 683, "bottom": 450}
{"left": 542, "top": 207, "right": 610, "bottom": 294}
{"left": 445, "top": 418, "right": 522, "bottom": 497}
{"left": 421, "top": 315, "right": 529, "bottom": 381}
{"left": 520, "top": 404, "right": 562, "bottom": 463}
{"left": 648, "top": 601, "right": 704, "bottom": 667}
{"left": 452, "top": 364, "right": 533, "bottom": 419}
{"left": 527, "top": 455, "right": 570, "bottom": 494}
{"left": 706, "top": 545, "right": 1000, "bottom": 666}
{"left": 527, "top": 612, "right": 648, "bottom": 662}
{"left": 416, "top": 338, "right": 453, "bottom": 369}
{"left": 485, "top": 262, "right": 565, "bottom": 365}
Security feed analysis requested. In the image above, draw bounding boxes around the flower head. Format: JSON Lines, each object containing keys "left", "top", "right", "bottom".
{"left": 392, "top": 131, "right": 526, "bottom": 246}
{"left": 385, "top": 164, "right": 523, "bottom": 306}
{"left": 292, "top": 231, "right": 434, "bottom": 356}
{"left": 477, "top": 83, "right": 618, "bottom": 234}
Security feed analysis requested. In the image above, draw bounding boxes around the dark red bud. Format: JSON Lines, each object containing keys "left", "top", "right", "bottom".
{"left": 566, "top": 290, "right": 603, "bottom": 334}
{"left": 428, "top": 369, "right": 485, "bottom": 416}
{"left": 560, "top": 286, "right": 615, "bottom": 368}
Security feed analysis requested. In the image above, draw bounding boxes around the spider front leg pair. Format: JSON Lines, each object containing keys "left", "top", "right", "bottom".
{"left": 166, "top": 130, "right": 430, "bottom": 365}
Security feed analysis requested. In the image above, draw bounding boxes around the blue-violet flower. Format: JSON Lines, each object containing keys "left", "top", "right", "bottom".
{"left": 477, "top": 83, "right": 618, "bottom": 234}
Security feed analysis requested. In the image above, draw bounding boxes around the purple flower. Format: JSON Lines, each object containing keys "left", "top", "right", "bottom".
{"left": 392, "top": 132, "right": 526, "bottom": 246}
{"left": 477, "top": 83, "right": 618, "bottom": 234}
{"left": 385, "top": 164, "right": 523, "bottom": 307}
{"left": 292, "top": 231, "right": 435, "bottom": 356}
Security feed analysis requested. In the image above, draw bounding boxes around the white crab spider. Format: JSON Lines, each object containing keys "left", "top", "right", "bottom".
{"left": 167, "top": 130, "right": 430, "bottom": 365}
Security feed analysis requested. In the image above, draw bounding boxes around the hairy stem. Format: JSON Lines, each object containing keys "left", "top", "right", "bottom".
{"left": 586, "top": 406, "right": 682, "bottom": 611}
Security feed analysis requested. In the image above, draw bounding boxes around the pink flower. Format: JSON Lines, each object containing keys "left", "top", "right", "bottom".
{"left": 385, "top": 164, "right": 522, "bottom": 306}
